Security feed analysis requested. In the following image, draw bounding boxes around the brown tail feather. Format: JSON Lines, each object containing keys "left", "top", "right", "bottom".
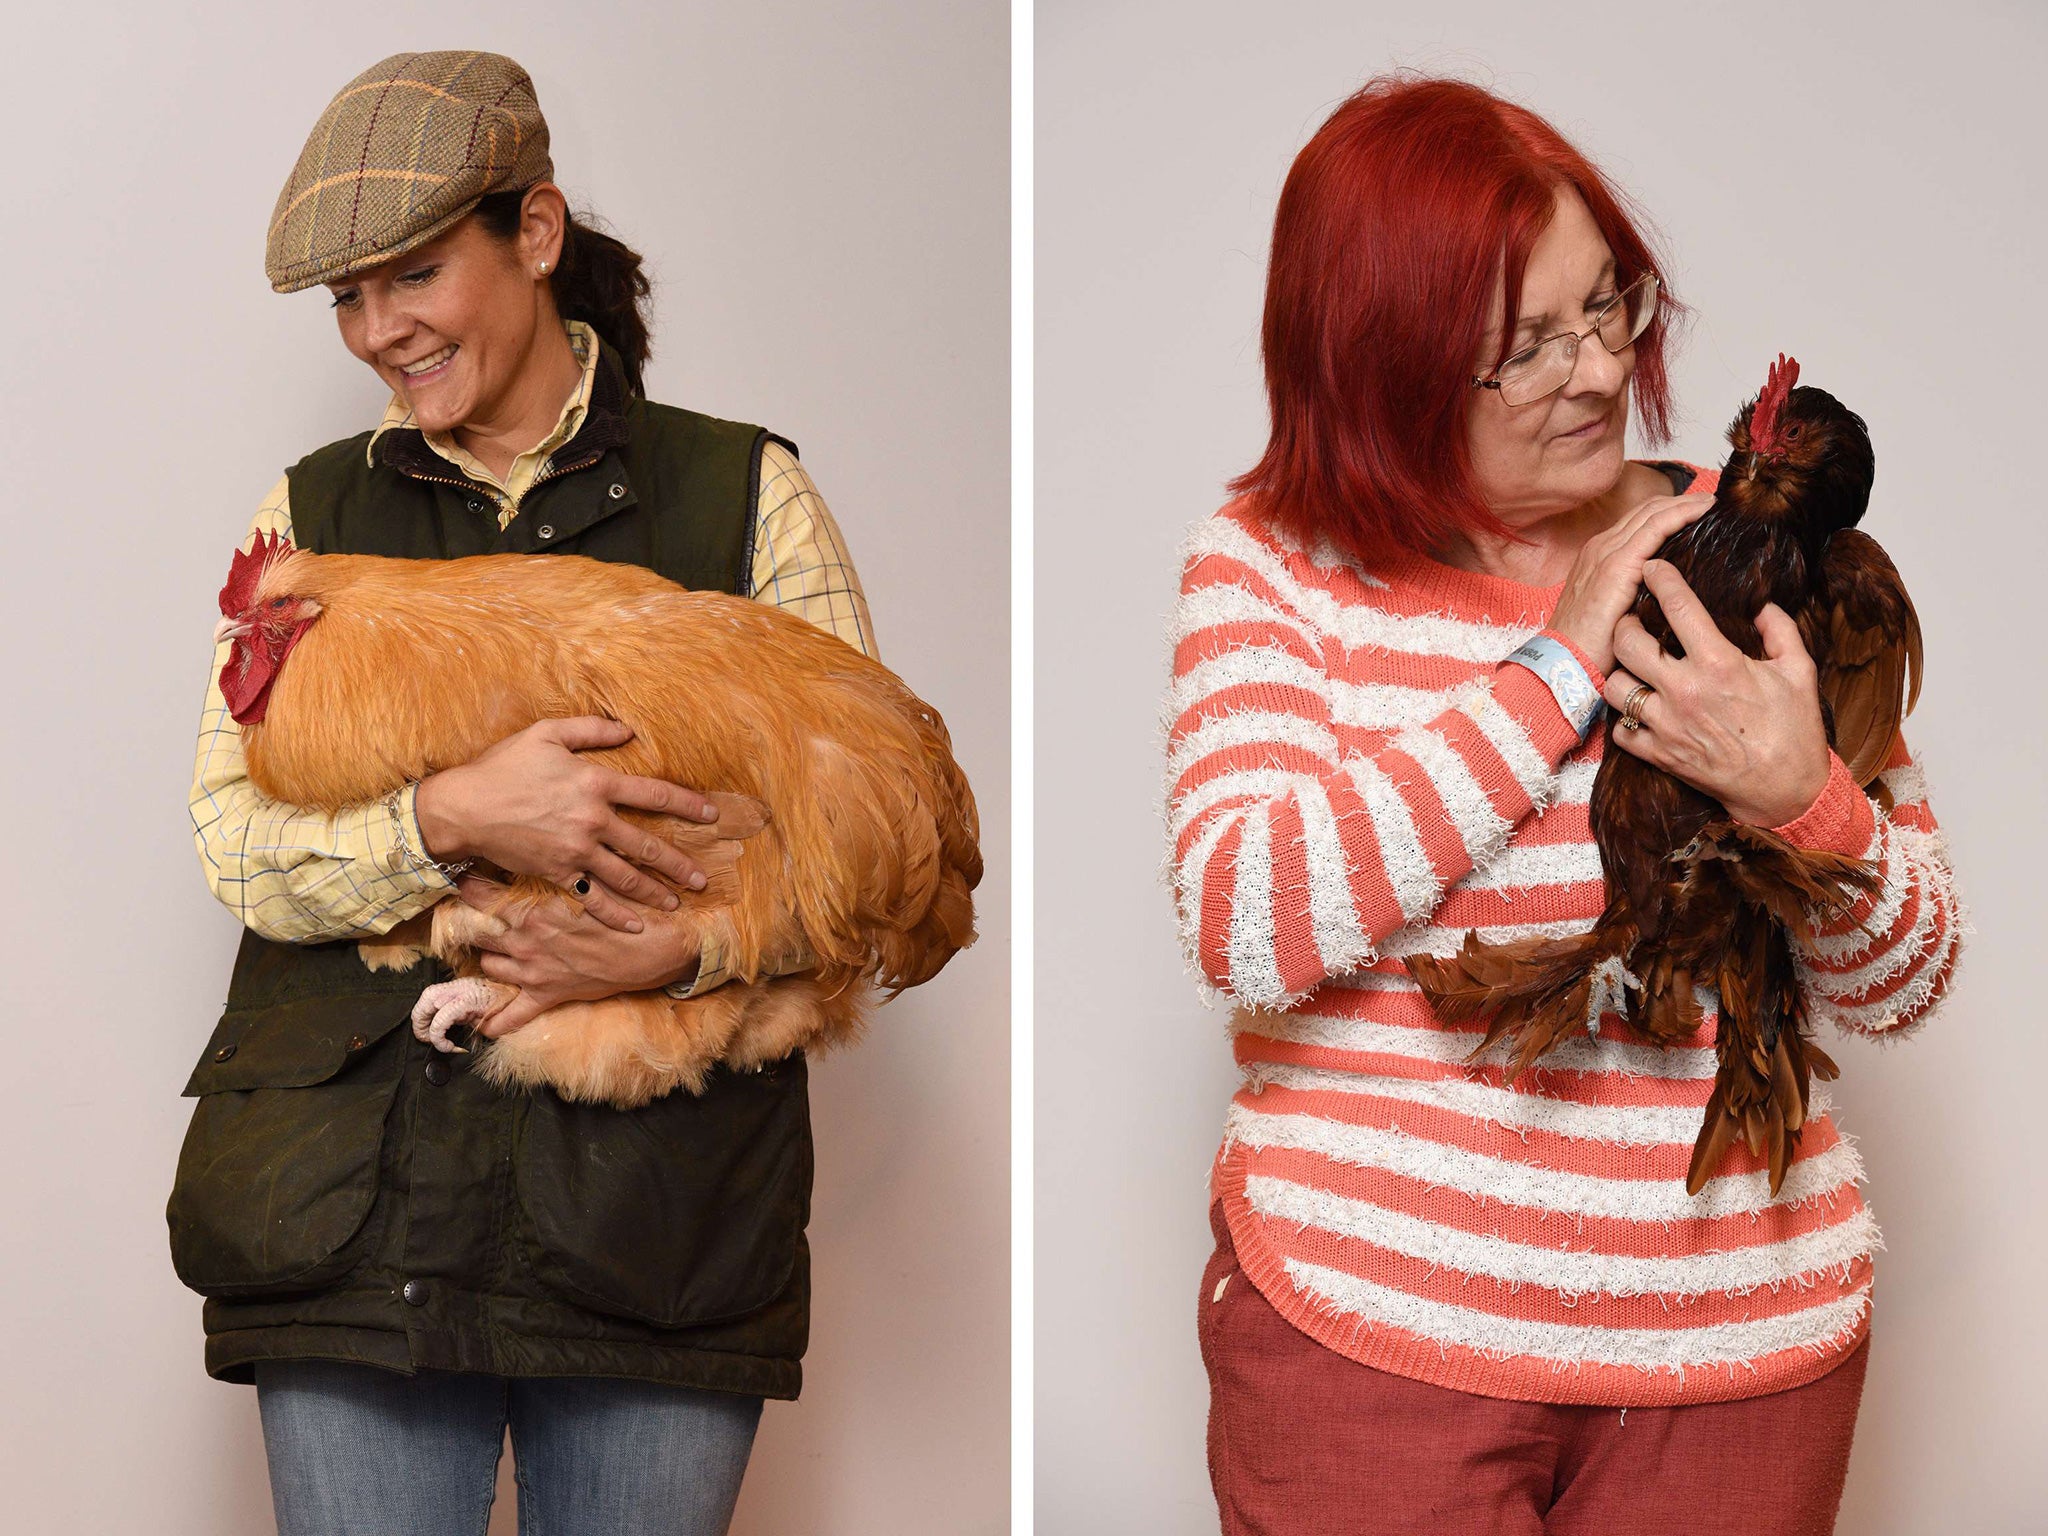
{"left": 1687, "top": 1079, "right": 1742, "bottom": 1196}
{"left": 1685, "top": 912, "right": 1836, "bottom": 1198}
{"left": 1406, "top": 916, "right": 1636, "bottom": 1084}
{"left": 1635, "top": 951, "right": 1704, "bottom": 1046}
{"left": 1678, "top": 821, "right": 1881, "bottom": 944}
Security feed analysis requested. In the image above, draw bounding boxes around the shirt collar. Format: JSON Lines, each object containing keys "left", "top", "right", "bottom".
{"left": 363, "top": 319, "right": 603, "bottom": 491}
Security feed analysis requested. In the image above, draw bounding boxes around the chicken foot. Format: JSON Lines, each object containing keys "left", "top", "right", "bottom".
{"left": 409, "top": 895, "right": 519, "bottom": 1053}
{"left": 372, "top": 789, "right": 786, "bottom": 1068}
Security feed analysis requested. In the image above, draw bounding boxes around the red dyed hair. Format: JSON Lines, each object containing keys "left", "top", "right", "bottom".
{"left": 1231, "top": 74, "right": 1681, "bottom": 562}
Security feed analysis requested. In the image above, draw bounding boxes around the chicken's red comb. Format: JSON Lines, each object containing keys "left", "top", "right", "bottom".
{"left": 1747, "top": 353, "right": 1801, "bottom": 455}
{"left": 219, "top": 528, "right": 296, "bottom": 616}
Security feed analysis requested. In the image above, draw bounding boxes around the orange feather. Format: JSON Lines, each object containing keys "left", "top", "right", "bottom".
{"left": 237, "top": 547, "right": 982, "bottom": 1109}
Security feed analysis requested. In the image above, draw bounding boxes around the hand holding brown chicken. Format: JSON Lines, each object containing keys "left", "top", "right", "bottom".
{"left": 1408, "top": 357, "right": 1921, "bottom": 1196}
{"left": 214, "top": 537, "right": 982, "bottom": 1110}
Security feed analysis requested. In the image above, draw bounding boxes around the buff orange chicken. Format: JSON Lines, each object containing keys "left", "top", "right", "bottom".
{"left": 213, "top": 535, "right": 982, "bottom": 1110}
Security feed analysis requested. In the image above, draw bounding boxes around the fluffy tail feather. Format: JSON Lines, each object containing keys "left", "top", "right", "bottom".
{"left": 1674, "top": 820, "right": 1881, "bottom": 945}
{"left": 1684, "top": 910, "right": 1842, "bottom": 1197}
{"left": 1405, "top": 911, "right": 1639, "bottom": 1084}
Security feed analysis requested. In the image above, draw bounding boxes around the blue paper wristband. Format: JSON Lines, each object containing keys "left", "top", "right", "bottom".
{"left": 1506, "top": 634, "right": 1605, "bottom": 741}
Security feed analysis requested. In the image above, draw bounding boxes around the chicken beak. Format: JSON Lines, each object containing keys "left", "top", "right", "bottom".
{"left": 214, "top": 616, "right": 249, "bottom": 646}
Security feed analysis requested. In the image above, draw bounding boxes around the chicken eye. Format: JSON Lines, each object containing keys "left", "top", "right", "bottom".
{"left": 270, "top": 597, "right": 290, "bottom": 609}
{"left": 1784, "top": 424, "right": 1802, "bottom": 442}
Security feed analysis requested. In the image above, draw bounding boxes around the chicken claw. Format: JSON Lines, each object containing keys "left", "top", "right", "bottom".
{"left": 411, "top": 977, "right": 511, "bottom": 1054}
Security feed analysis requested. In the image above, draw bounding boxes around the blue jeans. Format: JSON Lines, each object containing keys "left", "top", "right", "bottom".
{"left": 254, "top": 1359, "right": 763, "bottom": 1536}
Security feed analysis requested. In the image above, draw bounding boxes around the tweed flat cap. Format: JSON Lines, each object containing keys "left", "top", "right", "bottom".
{"left": 266, "top": 50, "right": 553, "bottom": 293}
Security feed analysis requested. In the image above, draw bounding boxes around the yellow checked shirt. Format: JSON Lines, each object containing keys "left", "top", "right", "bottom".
{"left": 190, "top": 321, "right": 877, "bottom": 996}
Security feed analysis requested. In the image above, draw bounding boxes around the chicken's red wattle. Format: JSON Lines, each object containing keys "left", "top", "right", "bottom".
{"left": 218, "top": 529, "right": 305, "bottom": 725}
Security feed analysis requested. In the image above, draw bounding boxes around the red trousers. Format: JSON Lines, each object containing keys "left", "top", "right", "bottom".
{"left": 1199, "top": 1202, "right": 1869, "bottom": 1536}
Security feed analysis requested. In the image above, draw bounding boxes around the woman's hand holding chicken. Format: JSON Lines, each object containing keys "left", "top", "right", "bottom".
{"left": 414, "top": 714, "right": 725, "bottom": 933}
{"left": 1540, "top": 492, "right": 1712, "bottom": 673}
{"left": 448, "top": 874, "right": 702, "bottom": 1039}
{"left": 1601, "top": 558, "right": 1833, "bottom": 829}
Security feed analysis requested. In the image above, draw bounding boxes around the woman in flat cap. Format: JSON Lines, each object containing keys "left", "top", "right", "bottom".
{"left": 171, "top": 51, "right": 875, "bottom": 1535}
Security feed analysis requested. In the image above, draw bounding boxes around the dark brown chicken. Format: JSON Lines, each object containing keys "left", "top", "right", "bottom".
{"left": 1407, "top": 357, "right": 1922, "bottom": 1195}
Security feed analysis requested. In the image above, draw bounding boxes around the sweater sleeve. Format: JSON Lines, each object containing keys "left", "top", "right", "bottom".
{"left": 1767, "top": 732, "right": 1963, "bottom": 1038}
{"left": 1164, "top": 513, "right": 1586, "bottom": 1011}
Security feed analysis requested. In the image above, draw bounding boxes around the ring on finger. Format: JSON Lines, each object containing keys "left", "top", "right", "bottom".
{"left": 569, "top": 872, "right": 592, "bottom": 897}
{"left": 1618, "top": 683, "right": 1654, "bottom": 732}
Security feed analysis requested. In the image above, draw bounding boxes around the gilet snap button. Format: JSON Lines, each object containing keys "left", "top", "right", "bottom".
{"left": 424, "top": 1058, "right": 451, "bottom": 1086}
{"left": 212, "top": 1044, "right": 237, "bottom": 1062}
{"left": 466, "top": 499, "right": 482, "bottom": 513}
{"left": 345, "top": 1033, "right": 367, "bottom": 1051}
{"left": 401, "top": 1279, "right": 430, "bottom": 1306}
{"left": 537, "top": 524, "right": 554, "bottom": 540}
{"left": 608, "top": 482, "right": 626, "bottom": 499}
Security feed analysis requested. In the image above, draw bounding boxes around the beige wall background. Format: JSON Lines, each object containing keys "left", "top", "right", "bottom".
{"left": 0, "top": 3, "right": 1008, "bottom": 1533}
{"left": 1038, "top": 1, "right": 2043, "bottom": 1530}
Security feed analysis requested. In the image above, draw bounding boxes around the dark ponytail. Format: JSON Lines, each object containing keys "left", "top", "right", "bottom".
{"left": 473, "top": 188, "right": 652, "bottom": 396}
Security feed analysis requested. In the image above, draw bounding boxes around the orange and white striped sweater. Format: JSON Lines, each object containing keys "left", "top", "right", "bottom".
{"left": 1165, "top": 466, "right": 1962, "bottom": 1406}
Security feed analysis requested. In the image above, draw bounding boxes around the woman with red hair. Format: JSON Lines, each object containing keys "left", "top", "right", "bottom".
{"left": 1167, "top": 75, "right": 1957, "bottom": 1533}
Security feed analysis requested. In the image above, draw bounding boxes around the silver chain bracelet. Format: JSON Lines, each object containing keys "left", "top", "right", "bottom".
{"left": 384, "top": 782, "right": 475, "bottom": 880}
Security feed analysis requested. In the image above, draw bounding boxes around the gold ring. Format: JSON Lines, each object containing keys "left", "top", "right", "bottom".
{"left": 1618, "top": 683, "right": 1654, "bottom": 731}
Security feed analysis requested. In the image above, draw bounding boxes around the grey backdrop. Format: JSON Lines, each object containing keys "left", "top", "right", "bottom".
{"left": 1038, "top": 2, "right": 2043, "bottom": 1530}
{"left": 0, "top": 3, "right": 1008, "bottom": 1533}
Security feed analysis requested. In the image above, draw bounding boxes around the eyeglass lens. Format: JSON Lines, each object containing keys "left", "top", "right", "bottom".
{"left": 1494, "top": 275, "right": 1658, "bottom": 407}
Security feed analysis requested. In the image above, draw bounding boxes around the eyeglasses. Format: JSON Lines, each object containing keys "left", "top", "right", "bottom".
{"left": 1470, "top": 273, "right": 1659, "bottom": 407}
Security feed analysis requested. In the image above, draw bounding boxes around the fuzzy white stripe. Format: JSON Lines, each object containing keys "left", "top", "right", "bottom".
{"left": 1172, "top": 663, "right": 1529, "bottom": 756}
{"left": 1168, "top": 766, "right": 1303, "bottom": 842}
{"left": 1280, "top": 1256, "right": 1871, "bottom": 1371}
{"left": 1174, "top": 807, "right": 1241, "bottom": 939}
{"left": 1168, "top": 647, "right": 1331, "bottom": 719}
{"left": 1224, "top": 1101, "right": 1865, "bottom": 1222}
{"left": 1242, "top": 1062, "right": 1715, "bottom": 1145}
{"left": 1166, "top": 710, "right": 1338, "bottom": 787}
{"left": 1805, "top": 837, "right": 1950, "bottom": 997}
{"left": 1313, "top": 604, "right": 1536, "bottom": 665}
{"left": 1246, "top": 1174, "right": 1881, "bottom": 1298}
{"left": 1294, "top": 776, "right": 1374, "bottom": 971}
{"left": 1878, "top": 758, "right": 1928, "bottom": 808}
{"left": 1234, "top": 1006, "right": 1718, "bottom": 1081}
{"left": 1327, "top": 679, "right": 1486, "bottom": 731}
{"left": 1456, "top": 841, "right": 1606, "bottom": 892}
{"left": 1195, "top": 524, "right": 1606, "bottom": 661}
{"left": 1811, "top": 881, "right": 1944, "bottom": 1002}
{"left": 1554, "top": 757, "right": 1600, "bottom": 803}
{"left": 1457, "top": 687, "right": 1559, "bottom": 807}
{"left": 1801, "top": 819, "right": 1908, "bottom": 961}
{"left": 1341, "top": 756, "right": 1442, "bottom": 923}
{"left": 1807, "top": 902, "right": 1959, "bottom": 1035}
{"left": 1227, "top": 802, "right": 1286, "bottom": 1007}
{"left": 1177, "top": 521, "right": 1380, "bottom": 631}
{"left": 1169, "top": 578, "right": 1312, "bottom": 644}
{"left": 1393, "top": 722, "right": 1513, "bottom": 865}
{"left": 1186, "top": 524, "right": 1533, "bottom": 661}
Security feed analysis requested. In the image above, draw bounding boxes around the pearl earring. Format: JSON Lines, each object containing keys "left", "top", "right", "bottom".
{"left": 538, "top": 260, "right": 550, "bottom": 275}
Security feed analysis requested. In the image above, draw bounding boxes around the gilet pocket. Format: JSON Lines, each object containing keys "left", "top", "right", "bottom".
{"left": 165, "top": 992, "right": 411, "bottom": 1298}
{"left": 513, "top": 1054, "right": 813, "bottom": 1328}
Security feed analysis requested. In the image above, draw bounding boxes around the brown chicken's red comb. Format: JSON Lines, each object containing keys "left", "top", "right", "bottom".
{"left": 1747, "top": 353, "right": 1801, "bottom": 456}
{"left": 219, "top": 528, "right": 296, "bottom": 616}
